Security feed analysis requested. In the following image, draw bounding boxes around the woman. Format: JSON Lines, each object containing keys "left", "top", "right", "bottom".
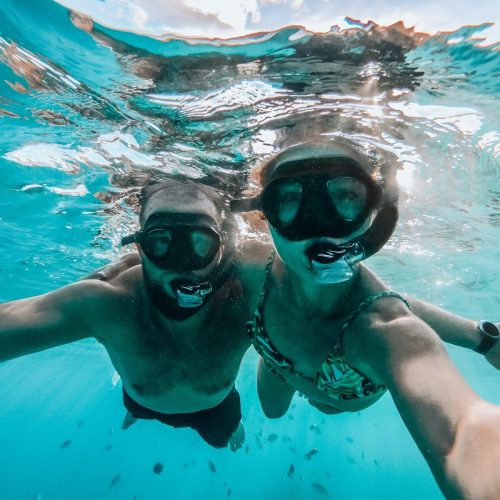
{"left": 231, "top": 137, "right": 500, "bottom": 497}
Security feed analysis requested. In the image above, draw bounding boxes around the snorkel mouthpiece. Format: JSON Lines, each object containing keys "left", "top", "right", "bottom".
{"left": 307, "top": 243, "right": 364, "bottom": 284}
{"left": 175, "top": 281, "right": 213, "bottom": 308}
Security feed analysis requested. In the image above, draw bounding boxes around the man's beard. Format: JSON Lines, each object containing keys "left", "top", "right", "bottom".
{"left": 142, "top": 271, "right": 204, "bottom": 321}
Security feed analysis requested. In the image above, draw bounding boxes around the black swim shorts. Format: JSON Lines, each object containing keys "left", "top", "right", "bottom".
{"left": 122, "top": 387, "right": 241, "bottom": 448}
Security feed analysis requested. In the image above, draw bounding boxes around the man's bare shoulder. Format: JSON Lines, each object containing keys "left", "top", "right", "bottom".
{"left": 99, "top": 264, "right": 143, "bottom": 292}
{"left": 83, "top": 252, "right": 141, "bottom": 282}
{"left": 56, "top": 277, "right": 122, "bottom": 307}
{"left": 56, "top": 267, "right": 144, "bottom": 339}
{"left": 60, "top": 265, "right": 142, "bottom": 309}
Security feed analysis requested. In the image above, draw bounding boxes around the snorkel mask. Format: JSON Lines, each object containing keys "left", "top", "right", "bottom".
{"left": 231, "top": 143, "right": 399, "bottom": 284}
{"left": 122, "top": 211, "right": 234, "bottom": 309}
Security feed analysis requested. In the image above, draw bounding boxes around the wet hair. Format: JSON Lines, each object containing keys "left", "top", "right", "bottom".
{"left": 138, "top": 178, "right": 235, "bottom": 230}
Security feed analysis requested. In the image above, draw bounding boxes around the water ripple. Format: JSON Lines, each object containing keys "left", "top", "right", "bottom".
{"left": 0, "top": 0, "right": 498, "bottom": 283}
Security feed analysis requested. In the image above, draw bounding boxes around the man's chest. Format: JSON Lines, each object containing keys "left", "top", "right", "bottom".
{"left": 106, "top": 301, "right": 249, "bottom": 395}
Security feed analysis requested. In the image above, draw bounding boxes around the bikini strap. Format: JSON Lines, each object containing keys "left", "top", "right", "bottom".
{"left": 248, "top": 250, "right": 287, "bottom": 370}
{"left": 338, "top": 291, "right": 411, "bottom": 355}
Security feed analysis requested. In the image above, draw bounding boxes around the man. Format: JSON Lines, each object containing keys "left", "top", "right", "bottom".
{"left": 0, "top": 179, "right": 251, "bottom": 449}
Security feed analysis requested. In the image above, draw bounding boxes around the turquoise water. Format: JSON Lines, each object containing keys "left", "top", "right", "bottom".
{"left": 0, "top": 1, "right": 499, "bottom": 498}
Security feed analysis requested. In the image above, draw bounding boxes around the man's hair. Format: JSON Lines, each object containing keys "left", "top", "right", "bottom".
{"left": 138, "top": 178, "right": 233, "bottom": 228}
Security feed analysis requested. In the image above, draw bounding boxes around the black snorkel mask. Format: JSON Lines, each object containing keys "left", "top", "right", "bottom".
{"left": 122, "top": 212, "right": 235, "bottom": 311}
{"left": 231, "top": 156, "right": 398, "bottom": 284}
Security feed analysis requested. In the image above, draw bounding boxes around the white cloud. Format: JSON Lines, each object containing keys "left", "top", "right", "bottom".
{"left": 184, "top": 0, "right": 260, "bottom": 29}
{"left": 59, "top": 0, "right": 499, "bottom": 42}
{"left": 258, "top": 0, "right": 305, "bottom": 9}
{"left": 59, "top": 0, "right": 238, "bottom": 36}
{"left": 258, "top": 0, "right": 286, "bottom": 5}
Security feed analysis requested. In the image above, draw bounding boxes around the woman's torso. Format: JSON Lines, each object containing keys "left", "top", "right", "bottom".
{"left": 248, "top": 253, "right": 407, "bottom": 413}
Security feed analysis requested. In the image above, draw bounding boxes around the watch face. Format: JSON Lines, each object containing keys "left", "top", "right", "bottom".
{"left": 476, "top": 321, "right": 500, "bottom": 354}
{"left": 479, "top": 321, "right": 500, "bottom": 339}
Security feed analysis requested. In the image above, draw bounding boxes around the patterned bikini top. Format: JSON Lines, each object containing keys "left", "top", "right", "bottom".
{"left": 246, "top": 251, "right": 411, "bottom": 401}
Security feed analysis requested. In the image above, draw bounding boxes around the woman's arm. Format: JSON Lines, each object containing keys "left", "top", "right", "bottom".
{"left": 407, "top": 297, "right": 500, "bottom": 369}
{"left": 345, "top": 301, "right": 500, "bottom": 498}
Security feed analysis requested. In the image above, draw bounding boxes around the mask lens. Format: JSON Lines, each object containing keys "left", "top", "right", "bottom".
{"left": 143, "top": 226, "right": 220, "bottom": 270}
{"left": 326, "top": 177, "right": 367, "bottom": 221}
{"left": 275, "top": 180, "right": 302, "bottom": 225}
{"left": 191, "top": 229, "right": 218, "bottom": 259}
{"left": 144, "top": 228, "right": 173, "bottom": 258}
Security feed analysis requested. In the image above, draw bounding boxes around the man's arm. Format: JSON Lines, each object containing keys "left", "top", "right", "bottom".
{"left": 408, "top": 296, "right": 500, "bottom": 369}
{"left": 0, "top": 280, "right": 112, "bottom": 362}
{"left": 345, "top": 302, "right": 500, "bottom": 498}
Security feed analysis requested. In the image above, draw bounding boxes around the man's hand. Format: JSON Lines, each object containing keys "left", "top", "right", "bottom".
{"left": 83, "top": 252, "right": 140, "bottom": 282}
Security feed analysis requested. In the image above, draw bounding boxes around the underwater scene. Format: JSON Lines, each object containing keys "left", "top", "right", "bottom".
{"left": 0, "top": 0, "right": 499, "bottom": 498}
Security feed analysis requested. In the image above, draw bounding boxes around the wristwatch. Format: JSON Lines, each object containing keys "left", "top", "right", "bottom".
{"left": 474, "top": 320, "right": 500, "bottom": 354}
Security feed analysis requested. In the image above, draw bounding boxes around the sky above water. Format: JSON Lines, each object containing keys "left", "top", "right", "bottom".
{"left": 58, "top": 0, "right": 499, "bottom": 43}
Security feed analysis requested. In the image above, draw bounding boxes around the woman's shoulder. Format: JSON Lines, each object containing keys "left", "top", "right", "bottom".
{"left": 350, "top": 268, "right": 414, "bottom": 335}
{"left": 344, "top": 308, "right": 441, "bottom": 389}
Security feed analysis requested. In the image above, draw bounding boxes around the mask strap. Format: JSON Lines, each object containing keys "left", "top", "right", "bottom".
{"left": 230, "top": 196, "right": 261, "bottom": 213}
{"left": 121, "top": 233, "right": 139, "bottom": 246}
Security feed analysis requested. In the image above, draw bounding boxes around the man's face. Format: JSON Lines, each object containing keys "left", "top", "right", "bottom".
{"left": 139, "top": 188, "right": 223, "bottom": 301}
